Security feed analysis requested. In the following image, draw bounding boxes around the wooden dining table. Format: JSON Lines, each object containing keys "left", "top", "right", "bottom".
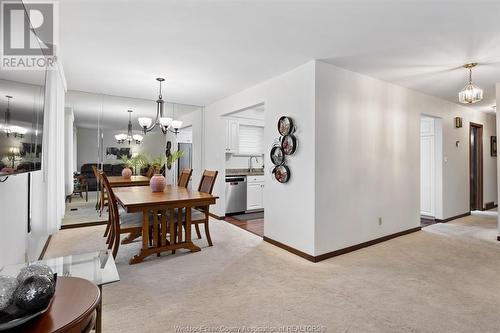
{"left": 107, "top": 175, "right": 150, "bottom": 187}
{"left": 113, "top": 185, "right": 218, "bottom": 264}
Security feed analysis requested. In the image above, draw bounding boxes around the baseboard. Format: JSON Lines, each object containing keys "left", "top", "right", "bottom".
{"left": 484, "top": 203, "right": 498, "bottom": 210}
{"left": 263, "top": 236, "right": 315, "bottom": 262}
{"left": 435, "top": 212, "right": 471, "bottom": 223}
{"left": 60, "top": 221, "right": 108, "bottom": 230}
{"left": 209, "top": 212, "right": 225, "bottom": 220}
{"left": 264, "top": 226, "right": 422, "bottom": 263}
{"left": 38, "top": 235, "right": 52, "bottom": 260}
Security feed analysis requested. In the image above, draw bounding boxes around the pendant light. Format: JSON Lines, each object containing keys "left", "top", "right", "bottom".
{"left": 137, "top": 78, "right": 182, "bottom": 135}
{"left": 458, "top": 63, "right": 483, "bottom": 104}
{"left": 115, "top": 110, "right": 143, "bottom": 144}
{"left": 2, "top": 96, "right": 27, "bottom": 138}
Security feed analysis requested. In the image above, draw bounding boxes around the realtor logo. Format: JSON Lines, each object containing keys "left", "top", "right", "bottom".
{"left": 1, "top": 1, "right": 58, "bottom": 70}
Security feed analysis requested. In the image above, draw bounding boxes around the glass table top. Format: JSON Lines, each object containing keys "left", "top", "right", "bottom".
{"left": 0, "top": 250, "right": 119, "bottom": 287}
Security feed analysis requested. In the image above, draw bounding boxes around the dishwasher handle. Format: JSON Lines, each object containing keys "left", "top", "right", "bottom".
{"left": 225, "top": 177, "right": 246, "bottom": 183}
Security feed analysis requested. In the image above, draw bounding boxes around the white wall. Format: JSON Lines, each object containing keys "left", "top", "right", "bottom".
{"left": 0, "top": 171, "right": 49, "bottom": 267}
{"left": 315, "top": 61, "right": 497, "bottom": 255}
{"left": 204, "top": 61, "right": 316, "bottom": 255}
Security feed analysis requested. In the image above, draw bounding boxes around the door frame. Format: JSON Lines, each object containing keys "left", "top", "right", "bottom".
{"left": 469, "top": 122, "right": 483, "bottom": 211}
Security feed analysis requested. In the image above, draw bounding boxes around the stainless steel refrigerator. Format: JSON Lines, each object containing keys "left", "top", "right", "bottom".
{"left": 177, "top": 143, "right": 192, "bottom": 189}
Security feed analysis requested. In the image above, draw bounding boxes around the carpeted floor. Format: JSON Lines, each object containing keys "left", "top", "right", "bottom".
{"left": 44, "top": 215, "right": 500, "bottom": 333}
{"left": 63, "top": 191, "right": 108, "bottom": 226}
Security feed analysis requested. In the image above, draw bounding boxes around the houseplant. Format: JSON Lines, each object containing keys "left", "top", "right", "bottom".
{"left": 149, "top": 155, "right": 167, "bottom": 192}
{"left": 120, "top": 154, "right": 148, "bottom": 177}
{"left": 148, "top": 151, "right": 184, "bottom": 192}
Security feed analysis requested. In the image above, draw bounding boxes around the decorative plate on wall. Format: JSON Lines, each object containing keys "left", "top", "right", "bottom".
{"left": 281, "top": 134, "right": 297, "bottom": 155}
{"left": 277, "top": 116, "right": 295, "bottom": 136}
{"left": 270, "top": 145, "right": 285, "bottom": 166}
{"left": 272, "top": 165, "right": 290, "bottom": 183}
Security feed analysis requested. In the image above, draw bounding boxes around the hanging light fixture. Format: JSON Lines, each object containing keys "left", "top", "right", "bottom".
{"left": 115, "top": 110, "right": 143, "bottom": 144}
{"left": 137, "top": 77, "right": 183, "bottom": 135}
{"left": 458, "top": 63, "right": 483, "bottom": 104}
{"left": 2, "top": 96, "right": 27, "bottom": 138}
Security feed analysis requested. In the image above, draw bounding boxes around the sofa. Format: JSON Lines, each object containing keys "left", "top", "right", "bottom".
{"left": 80, "top": 163, "right": 125, "bottom": 191}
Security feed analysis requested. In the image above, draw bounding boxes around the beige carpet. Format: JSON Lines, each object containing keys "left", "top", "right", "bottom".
{"left": 63, "top": 191, "right": 108, "bottom": 226}
{"left": 44, "top": 217, "right": 500, "bottom": 333}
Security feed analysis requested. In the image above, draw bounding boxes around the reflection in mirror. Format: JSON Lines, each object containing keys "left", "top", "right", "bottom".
{"left": 0, "top": 75, "right": 46, "bottom": 176}
{"left": 62, "top": 90, "right": 202, "bottom": 227}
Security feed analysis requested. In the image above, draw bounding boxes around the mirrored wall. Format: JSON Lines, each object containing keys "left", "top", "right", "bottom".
{"left": 63, "top": 90, "right": 203, "bottom": 227}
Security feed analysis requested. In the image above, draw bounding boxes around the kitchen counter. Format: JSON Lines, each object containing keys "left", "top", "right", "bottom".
{"left": 226, "top": 168, "right": 264, "bottom": 176}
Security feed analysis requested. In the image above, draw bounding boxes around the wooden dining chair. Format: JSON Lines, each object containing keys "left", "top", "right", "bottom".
{"left": 92, "top": 165, "right": 108, "bottom": 217}
{"left": 178, "top": 168, "right": 193, "bottom": 188}
{"left": 175, "top": 170, "right": 218, "bottom": 247}
{"left": 100, "top": 172, "right": 149, "bottom": 258}
{"left": 146, "top": 166, "right": 157, "bottom": 178}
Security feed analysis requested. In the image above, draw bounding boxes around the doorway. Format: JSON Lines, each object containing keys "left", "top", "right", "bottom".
{"left": 470, "top": 122, "right": 483, "bottom": 211}
{"left": 420, "top": 115, "right": 443, "bottom": 225}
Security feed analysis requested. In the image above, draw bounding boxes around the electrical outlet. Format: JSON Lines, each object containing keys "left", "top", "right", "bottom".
{"left": 378, "top": 217, "right": 382, "bottom": 226}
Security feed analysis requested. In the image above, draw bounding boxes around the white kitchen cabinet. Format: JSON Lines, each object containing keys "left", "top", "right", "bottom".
{"left": 225, "top": 119, "right": 239, "bottom": 153}
{"left": 247, "top": 176, "right": 264, "bottom": 211}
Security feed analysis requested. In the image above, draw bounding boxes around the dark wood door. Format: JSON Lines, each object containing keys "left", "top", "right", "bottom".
{"left": 470, "top": 122, "right": 483, "bottom": 211}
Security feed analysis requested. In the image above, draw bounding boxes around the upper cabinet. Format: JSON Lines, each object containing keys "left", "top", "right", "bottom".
{"left": 225, "top": 119, "right": 240, "bottom": 153}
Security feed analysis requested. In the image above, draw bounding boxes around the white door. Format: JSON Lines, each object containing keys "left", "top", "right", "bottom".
{"left": 420, "top": 117, "right": 435, "bottom": 217}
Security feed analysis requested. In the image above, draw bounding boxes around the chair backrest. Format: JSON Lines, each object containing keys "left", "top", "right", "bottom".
{"left": 178, "top": 169, "right": 193, "bottom": 188}
{"left": 198, "top": 170, "right": 218, "bottom": 194}
{"left": 91, "top": 165, "right": 100, "bottom": 179}
{"left": 146, "top": 166, "right": 155, "bottom": 178}
{"left": 100, "top": 172, "right": 121, "bottom": 257}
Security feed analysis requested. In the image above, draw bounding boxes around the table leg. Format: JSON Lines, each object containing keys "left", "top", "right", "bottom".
{"left": 96, "top": 285, "right": 102, "bottom": 333}
{"left": 129, "top": 209, "right": 151, "bottom": 264}
{"left": 185, "top": 207, "right": 201, "bottom": 252}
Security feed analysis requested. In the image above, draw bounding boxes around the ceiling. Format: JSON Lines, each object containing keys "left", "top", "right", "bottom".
{"left": 31, "top": 1, "right": 500, "bottom": 112}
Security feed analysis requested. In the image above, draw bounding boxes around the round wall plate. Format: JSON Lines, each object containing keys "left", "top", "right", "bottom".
{"left": 273, "top": 165, "right": 290, "bottom": 183}
{"left": 270, "top": 145, "right": 285, "bottom": 166}
{"left": 281, "top": 134, "right": 297, "bottom": 155}
{"left": 277, "top": 116, "right": 295, "bottom": 136}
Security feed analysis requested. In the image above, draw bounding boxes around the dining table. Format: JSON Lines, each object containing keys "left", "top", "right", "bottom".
{"left": 107, "top": 175, "right": 150, "bottom": 187}
{"left": 113, "top": 185, "right": 218, "bottom": 264}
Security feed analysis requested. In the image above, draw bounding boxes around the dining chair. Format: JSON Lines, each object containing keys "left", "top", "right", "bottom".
{"left": 175, "top": 170, "right": 218, "bottom": 247}
{"left": 146, "top": 166, "right": 157, "bottom": 178}
{"left": 92, "top": 165, "right": 108, "bottom": 217}
{"left": 178, "top": 168, "right": 193, "bottom": 188}
{"left": 100, "top": 172, "right": 150, "bottom": 258}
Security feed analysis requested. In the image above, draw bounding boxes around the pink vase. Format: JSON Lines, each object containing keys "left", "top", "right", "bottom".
{"left": 122, "top": 167, "right": 132, "bottom": 179}
{"left": 150, "top": 174, "right": 166, "bottom": 192}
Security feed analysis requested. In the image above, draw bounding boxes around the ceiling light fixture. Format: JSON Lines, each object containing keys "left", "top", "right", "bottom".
{"left": 138, "top": 78, "right": 182, "bottom": 135}
{"left": 2, "top": 95, "right": 27, "bottom": 138}
{"left": 458, "top": 63, "right": 483, "bottom": 104}
{"left": 115, "top": 110, "right": 142, "bottom": 144}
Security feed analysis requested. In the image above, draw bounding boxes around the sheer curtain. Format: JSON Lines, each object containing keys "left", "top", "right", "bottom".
{"left": 42, "top": 59, "right": 67, "bottom": 233}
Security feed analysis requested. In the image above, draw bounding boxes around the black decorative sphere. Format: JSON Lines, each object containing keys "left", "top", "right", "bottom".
{"left": 17, "top": 264, "right": 54, "bottom": 285}
{"left": 13, "top": 275, "right": 55, "bottom": 312}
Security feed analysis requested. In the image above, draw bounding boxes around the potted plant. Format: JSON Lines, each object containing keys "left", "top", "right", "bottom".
{"left": 120, "top": 154, "right": 148, "bottom": 178}
{"left": 149, "top": 155, "right": 167, "bottom": 192}
{"left": 119, "top": 155, "right": 133, "bottom": 179}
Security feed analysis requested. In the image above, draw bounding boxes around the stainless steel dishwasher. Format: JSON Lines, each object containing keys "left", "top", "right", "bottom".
{"left": 225, "top": 176, "right": 247, "bottom": 214}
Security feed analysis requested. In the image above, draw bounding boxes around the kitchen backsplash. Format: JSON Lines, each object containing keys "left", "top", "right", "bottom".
{"left": 225, "top": 154, "right": 264, "bottom": 169}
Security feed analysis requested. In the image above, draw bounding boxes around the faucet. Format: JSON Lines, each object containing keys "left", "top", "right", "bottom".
{"left": 248, "top": 156, "right": 259, "bottom": 172}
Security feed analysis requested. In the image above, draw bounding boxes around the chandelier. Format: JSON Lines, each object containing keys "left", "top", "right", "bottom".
{"left": 115, "top": 110, "right": 143, "bottom": 144}
{"left": 458, "top": 63, "right": 483, "bottom": 104}
{"left": 137, "top": 78, "right": 182, "bottom": 135}
{"left": 3, "top": 96, "right": 27, "bottom": 138}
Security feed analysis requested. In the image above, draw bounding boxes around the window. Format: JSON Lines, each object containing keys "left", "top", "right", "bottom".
{"left": 238, "top": 125, "right": 264, "bottom": 155}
